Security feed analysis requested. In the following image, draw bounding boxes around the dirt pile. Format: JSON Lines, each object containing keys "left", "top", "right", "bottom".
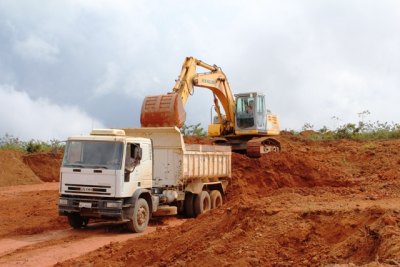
{"left": 23, "top": 152, "right": 63, "bottom": 182}
{"left": 0, "top": 150, "right": 63, "bottom": 186}
{"left": 0, "top": 150, "right": 43, "bottom": 186}
{"left": 228, "top": 151, "right": 349, "bottom": 201}
{"left": 0, "top": 184, "right": 67, "bottom": 237}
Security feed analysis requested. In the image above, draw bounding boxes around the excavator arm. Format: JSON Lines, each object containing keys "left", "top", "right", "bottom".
{"left": 141, "top": 57, "right": 236, "bottom": 134}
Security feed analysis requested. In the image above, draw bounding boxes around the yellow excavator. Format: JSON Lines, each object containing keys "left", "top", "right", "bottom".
{"left": 140, "top": 57, "right": 281, "bottom": 157}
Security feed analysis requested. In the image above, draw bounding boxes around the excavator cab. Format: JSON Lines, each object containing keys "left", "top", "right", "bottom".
{"left": 235, "top": 93, "right": 265, "bottom": 131}
{"left": 235, "top": 92, "right": 280, "bottom": 136}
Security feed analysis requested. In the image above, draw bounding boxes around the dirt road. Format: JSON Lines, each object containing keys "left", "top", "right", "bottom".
{"left": 0, "top": 183, "right": 183, "bottom": 267}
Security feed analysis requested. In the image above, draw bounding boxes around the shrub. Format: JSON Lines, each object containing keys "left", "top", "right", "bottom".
{"left": 180, "top": 123, "right": 207, "bottom": 136}
{"left": 0, "top": 134, "right": 63, "bottom": 153}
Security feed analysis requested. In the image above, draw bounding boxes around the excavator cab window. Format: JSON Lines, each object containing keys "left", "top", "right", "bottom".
{"left": 255, "top": 95, "right": 266, "bottom": 128}
{"left": 235, "top": 96, "right": 255, "bottom": 129}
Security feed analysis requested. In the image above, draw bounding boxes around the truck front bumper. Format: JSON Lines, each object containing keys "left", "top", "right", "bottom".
{"left": 58, "top": 196, "right": 125, "bottom": 220}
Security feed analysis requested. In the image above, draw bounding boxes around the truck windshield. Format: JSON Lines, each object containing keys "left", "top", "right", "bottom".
{"left": 62, "top": 141, "right": 123, "bottom": 170}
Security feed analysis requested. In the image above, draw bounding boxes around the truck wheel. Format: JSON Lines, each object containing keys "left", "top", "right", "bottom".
{"left": 68, "top": 213, "right": 84, "bottom": 229}
{"left": 83, "top": 217, "right": 90, "bottom": 227}
{"left": 210, "top": 190, "right": 223, "bottom": 209}
{"left": 194, "top": 191, "right": 211, "bottom": 216}
{"left": 184, "top": 192, "right": 195, "bottom": 218}
{"left": 127, "top": 198, "right": 150, "bottom": 233}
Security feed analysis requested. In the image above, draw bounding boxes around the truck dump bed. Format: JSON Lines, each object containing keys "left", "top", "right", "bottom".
{"left": 123, "top": 127, "right": 231, "bottom": 187}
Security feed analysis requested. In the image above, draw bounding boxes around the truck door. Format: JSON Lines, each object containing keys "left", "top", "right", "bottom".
{"left": 124, "top": 142, "right": 152, "bottom": 195}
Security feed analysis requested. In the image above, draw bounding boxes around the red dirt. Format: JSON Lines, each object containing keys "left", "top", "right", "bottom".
{"left": 1, "top": 136, "right": 400, "bottom": 266}
{"left": 57, "top": 135, "right": 400, "bottom": 266}
{"left": 23, "top": 152, "right": 63, "bottom": 182}
{"left": 0, "top": 183, "right": 68, "bottom": 238}
{"left": 0, "top": 150, "right": 43, "bottom": 186}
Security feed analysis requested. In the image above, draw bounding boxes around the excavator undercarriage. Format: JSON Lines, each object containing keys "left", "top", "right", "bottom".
{"left": 212, "top": 136, "right": 281, "bottom": 158}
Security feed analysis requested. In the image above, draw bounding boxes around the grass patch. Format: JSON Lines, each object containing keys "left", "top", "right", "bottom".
{"left": 0, "top": 134, "right": 64, "bottom": 153}
{"left": 296, "top": 121, "right": 400, "bottom": 141}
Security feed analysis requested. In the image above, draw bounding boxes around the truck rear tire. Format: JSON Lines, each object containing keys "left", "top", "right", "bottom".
{"left": 68, "top": 213, "right": 84, "bottom": 229}
{"left": 184, "top": 192, "right": 195, "bottom": 218}
{"left": 127, "top": 198, "right": 150, "bottom": 233}
{"left": 210, "top": 190, "right": 223, "bottom": 209}
{"left": 194, "top": 191, "right": 211, "bottom": 216}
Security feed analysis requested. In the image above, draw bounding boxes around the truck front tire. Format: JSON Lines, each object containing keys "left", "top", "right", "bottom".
{"left": 68, "top": 213, "right": 85, "bottom": 229}
{"left": 127, "top": 198, "right": 150, "bottom": 233}
{"left": 194, "top": 191, "right": 211, "bottom": 216}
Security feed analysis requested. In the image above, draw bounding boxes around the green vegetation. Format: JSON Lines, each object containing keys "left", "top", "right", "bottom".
{"left": 0, "top": 134, "right": 64, "bottom": 153}
{"left": 295, "top": 110, "right": 400, "bottom": 140}
{"left": 298, "top": 119, "right": 400, "bottom": 141}
{"left": 180, "top": 123, "right": 207, "bottom": 136}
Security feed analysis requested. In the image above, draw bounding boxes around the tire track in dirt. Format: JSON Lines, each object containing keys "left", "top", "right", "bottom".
{"left": 0, "top": 182, "right": 185, "bottom": 267}
{"left": 0, "top": 219, "right": 184, "bottom": 267}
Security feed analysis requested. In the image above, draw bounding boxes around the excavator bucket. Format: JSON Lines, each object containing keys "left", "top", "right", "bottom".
{"left": 140, "top": 93, "right": 186, "bottom": 128}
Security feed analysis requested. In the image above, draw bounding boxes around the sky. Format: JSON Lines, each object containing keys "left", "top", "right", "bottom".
{"left": 0, "top": 0, "right": 399, "bottom": 140}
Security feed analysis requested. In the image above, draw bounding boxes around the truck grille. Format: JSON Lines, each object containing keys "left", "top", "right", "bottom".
{"left": 65, "top": 183, "right": 111, "bottom": 196}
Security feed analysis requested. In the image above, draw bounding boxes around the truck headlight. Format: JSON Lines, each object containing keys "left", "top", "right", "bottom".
{"left": 106, "top": 202, "right": 121, "bottom": 208}
{"left": 59, "top": 199, "right": 68, "bottom": 205}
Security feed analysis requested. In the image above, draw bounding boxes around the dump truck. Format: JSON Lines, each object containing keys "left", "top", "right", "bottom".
{"left": 141, "top": 56, "right": 281, "bottom": 158}
{"left": 58, "top": 127, "right": 231, "bottom": 233}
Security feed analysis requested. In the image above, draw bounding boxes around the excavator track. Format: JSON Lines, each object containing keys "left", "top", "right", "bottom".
{"left": 246, "top": 137, "right": 281, "bottom": 158}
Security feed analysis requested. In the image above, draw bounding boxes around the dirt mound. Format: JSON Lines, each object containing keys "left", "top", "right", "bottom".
{"left": 23, "top": 152, "right": 63, "bottom": 182}
{"left": 183, "top": 136, "right": 213, "bottom": 144}
{"left": 0, "top": 183, "right": 68, "bottom": 238}
{"left": 57, "top": 197, "right": 400, "bottom": 266}
{"left": 0, "top": 150, "right": 43, "bottom": 186}
{"left": 228, "top": 151, "right": 350, "bottom": 201}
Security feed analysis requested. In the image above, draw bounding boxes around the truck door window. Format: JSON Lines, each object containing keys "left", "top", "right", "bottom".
{"left": 125, "top": 143, "right": 141, "bottom": 172}
{"left": 256, "top": 95, "right": 265, "bottom": 128}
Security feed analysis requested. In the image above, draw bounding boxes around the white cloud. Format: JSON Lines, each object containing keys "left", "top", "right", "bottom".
{"left": 95, "top": 62, "right": 120, "bottom": 96}
{"left": 0, "top": 85, "right": 104, "bottom": 140}
{"left": 13, "top": 35, "right": 59, "bottom": 63}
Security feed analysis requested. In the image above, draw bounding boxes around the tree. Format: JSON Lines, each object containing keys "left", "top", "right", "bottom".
{"left": 180, "top": 123, "right": 207, "bottom": 136}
